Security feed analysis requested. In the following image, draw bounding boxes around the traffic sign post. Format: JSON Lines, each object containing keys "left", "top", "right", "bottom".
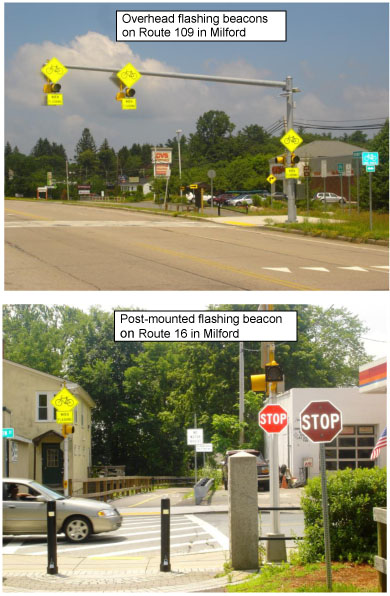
{"left": 187, "top": 427, "right": 203, "bottom": 485}
{"left": 51, "top": 386, "right": 78, "bottom": 496}
{"left": 300, "top": 401, "right": 343, "bottom": 591}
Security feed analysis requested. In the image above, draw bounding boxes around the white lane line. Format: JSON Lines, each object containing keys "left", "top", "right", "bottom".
{"left": 300, "top": 267, "right": 330, "bottom": 272}
{"left": 3, "top": 540, "right": 24, "bottom": 554}
{"left": 29, "top": 531, "right": 209, "bottom": 556}
{"left": 89, "top": 538, "right": 217, "bottom": 559}
{"left": 186, "top": 514, "right": 229, "bottom": 550}
{"left": 337, "top": 266, "right": 368, "bottom": 272}
{"left": 262, "top": 267, "right": 291, "bottom": 273}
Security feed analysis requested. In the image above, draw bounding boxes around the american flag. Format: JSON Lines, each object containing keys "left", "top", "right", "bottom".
{"left": 370, "top": 427, "right": 387, "bottom": 460}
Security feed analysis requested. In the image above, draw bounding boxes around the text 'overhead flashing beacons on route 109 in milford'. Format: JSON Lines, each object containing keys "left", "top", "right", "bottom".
{"left": 114, "top": 310, "right": 298, "bottom": 342}
{"left": 116, "top": 10, "right": 286, "bottom": 42}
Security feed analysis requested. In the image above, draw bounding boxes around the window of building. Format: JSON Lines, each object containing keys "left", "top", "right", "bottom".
{"left": 325, "top": 425, "right": 376, "bottom": 471}
{"left": 36, "top": 393, "right": 56, "bottom": 421}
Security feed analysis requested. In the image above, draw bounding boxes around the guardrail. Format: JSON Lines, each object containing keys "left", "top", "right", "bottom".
{"left": 194, "top": 477, "right": 214, "bottom": 505}
{"left": 218, "top": 203, "right": 249, "bottom": 216}
{"left": 258, "top": 506, "right": 304, "bottom": 541}
{"left": 74, "top": 476, "right": 193, "bottom": 501}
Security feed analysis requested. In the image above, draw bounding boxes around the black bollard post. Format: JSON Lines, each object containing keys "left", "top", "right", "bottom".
{"left": 47, "top": 500, "right": 58, "bottom": 575}
{"left": 160, "top": 498, "right": 171, "bottom": 572}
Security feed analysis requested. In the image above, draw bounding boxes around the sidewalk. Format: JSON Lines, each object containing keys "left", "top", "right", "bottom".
{"left": 3, "top": 489, "right": 303, "bottom": 592}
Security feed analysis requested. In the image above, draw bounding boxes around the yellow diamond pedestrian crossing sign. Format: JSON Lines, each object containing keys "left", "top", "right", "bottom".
{"left": 117, "top": 63, "right": 142, "bottom": 88}
{"left": 51, "top": 387, "right": 79, "bottom": 412}
{"left": 267, "top": 174, "right": 277, "bottom": 185}
{"left": 280, "top": 129, "right": 303, "bottom": 152}
{"left": 41, "top": 57, "right": 68, "bottom": 83}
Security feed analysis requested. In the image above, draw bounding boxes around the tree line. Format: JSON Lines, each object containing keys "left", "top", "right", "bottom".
{"left": 5, "top": 111, "right": 389, "bottom": 209}
{"left": 3, "top": 304, "right": 371, "bottom": 476}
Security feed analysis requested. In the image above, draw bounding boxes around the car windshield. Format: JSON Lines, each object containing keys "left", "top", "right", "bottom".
{"left": 29, "top": 480, "right": 67, "bottom": 500}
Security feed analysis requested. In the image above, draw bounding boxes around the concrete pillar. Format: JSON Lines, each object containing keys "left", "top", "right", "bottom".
{"left": 229, "top": 452, "right": 259, "bottom": 570}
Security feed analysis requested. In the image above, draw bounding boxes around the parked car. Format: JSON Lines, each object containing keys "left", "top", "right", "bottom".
{"left": 271, "top": 192, "right": 288, "bottom": 201}
{"left": 3, "top": 478, "right": 122, "bottom": 543}
{"left": 225, "top": 194, "right": 254, "bottom": 206}
{"left": 312, "top": 192, "right": 346, "bottom": 204}
{"left": 221, "top": 449, "right": 270, "bottom": 491}
{"left": 213, "top": 193, "right": 238, "bottom": 205}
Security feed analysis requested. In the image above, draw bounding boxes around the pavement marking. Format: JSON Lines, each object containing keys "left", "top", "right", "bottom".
{"left": 127, "top": 494, "right": 165, "bottom": 507}
{"left": 371, "top": 265, "right": 389, "bottom": 270}
{"left": 338, "top": 266, "right": 368, "bottom": 272}
{"left": 223, "top": 221, "right": 257, "bottom": 227}
{"left": 5, "top": 220, "right": 220, "bottom": 228}
{"left": 186, "top": 515, "right": 229, "bottom": 550}
{"left": 89, "top": 538, "right": 218, "bottom": 559}
{"left": 2, "top": 540, "right": 24, "bottom": 554}
{"left": 133, "top": 242, "right": 319, "bottom": 291}
{"left": 4, "top": 208, "right": 52, "bottom": 221}
{"left": 263, "top": 267, "right": 291, "bottom": 273}
{"left": 89, "top": 556, "right": 145, "bottom": 560}
{"left": 121, "top": 511, "right": 160, "bottom": 516}
{"left": 300, "top": 267, "right": 330, "bottom": 272}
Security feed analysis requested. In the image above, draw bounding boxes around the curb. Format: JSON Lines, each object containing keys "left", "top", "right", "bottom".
{"left": 261, "top": 225, "right": 389, "bottom": 246}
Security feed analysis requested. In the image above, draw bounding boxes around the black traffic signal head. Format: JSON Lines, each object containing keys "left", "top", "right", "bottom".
{"left": 125, "top": 88, "right": 136, "bottom": 97}
{"left": 291, "top": 153, "right": 300, "bottom": 164}
{"left": 43, "top": 82, "right": 61, "bottom": 93}
{"left": 265, "top": 361, "right": 284, "bottom": 383}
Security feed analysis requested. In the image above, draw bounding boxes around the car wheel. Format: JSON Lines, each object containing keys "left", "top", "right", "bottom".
{"left": 64, "top": 516, "right": 92, "bottom": 542}
{"left": 339, "top": 199, "right": 344, "bottom": 204}
{"left": 236, "top": 202, "right": 241, "bottom": 206}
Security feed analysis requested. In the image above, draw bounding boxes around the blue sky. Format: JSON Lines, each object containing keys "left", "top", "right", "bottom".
{"left": 4, "top": 2, "right": 389, "bottom": 157}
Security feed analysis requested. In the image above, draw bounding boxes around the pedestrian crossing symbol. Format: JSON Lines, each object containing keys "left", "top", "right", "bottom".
{"left": 280, "top": 129, "right": 303, "bottom": 152}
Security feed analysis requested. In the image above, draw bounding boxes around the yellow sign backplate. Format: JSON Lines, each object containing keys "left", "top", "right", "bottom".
{"left": 117, "top": 63, "right": 142, "bottom": 88}
{"left": 285, "top": 167, "right": 300, "bottom": 179}
{"left": 51, "top": 387, "right": 79, "bottom": 411}
{"left": 47, "top": 94, "right": 63, "bottom": 106}
{"left": 41, "top": 58, "right": 68, "bottom": 84}
{"left": 122, "top": 98, "right": 137, "bottom": 110}
{"left": 189, "top": 184, "right": 198, "bottom": 189}
{"left": 56, "top": 410, "right": 74, "bottom": 424}
{"left": 280, "top": 129, "right": 303, "bottom": 152}
{"left": 267, "top": 174, "right": 277, "bottom": 185}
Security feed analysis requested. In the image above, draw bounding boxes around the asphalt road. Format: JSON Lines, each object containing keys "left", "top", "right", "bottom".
{"left": 5, "top": 201, "right": 388, "bottom": 290}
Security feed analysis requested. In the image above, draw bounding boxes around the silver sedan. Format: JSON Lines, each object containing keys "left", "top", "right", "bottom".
{"left": 3, "top": 478, "right": 122, "bottom": 542}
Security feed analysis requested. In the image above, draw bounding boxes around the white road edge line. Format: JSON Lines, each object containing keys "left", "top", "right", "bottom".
{"left": 186, "top": 514, "right": 229, "bottom": 550}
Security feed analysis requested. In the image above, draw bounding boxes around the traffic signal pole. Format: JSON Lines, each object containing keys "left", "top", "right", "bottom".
{"left": 268, "top": 345, "right": 281, "bottom": 535}
{"left": 63, "top": 64, "right": 300, "bottom": 222}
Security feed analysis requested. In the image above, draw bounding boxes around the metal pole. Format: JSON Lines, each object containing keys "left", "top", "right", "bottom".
{"left": 369, "top": 172, "right": 373, "bottom": 231}
{"left": 356, "top": 159, "right": 360, "bottom": 214}
{"left": 160, "top": 498, "right": 171, "bottom": 572}
{"left": 340, "top": 175, "right": 344, "bottom": 211}
{"left": 239, "top": 342, "right": 245, "bottom": 445}
{"left": 64, "top": 435, "right": 69, "bottom": 496}
{"left": 47, "top": 500, "right": 58, "bottom": 575}
{"left": 66, "top": 161, "right": 70, "bottom": 201}
{"left": 285, "top": 76, "right": 296, "bottom": 223}
{"left": 194, "top": 413, "right": 197, "bottom": 485}
{"left": 176, "top": 130, "right": 182, "bottom": 197}
{"left": 348, "top": 172, "right": 351, "bottom": 215}
{"left": 269, "top": 380, "right": 280, "bottom": 534}
{"left": 319, "top": 444, "right": 332, "bottom": 591}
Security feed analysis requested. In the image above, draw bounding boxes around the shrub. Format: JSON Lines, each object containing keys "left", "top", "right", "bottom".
{"left": 297, "top": 467, "right": 386, "bottom": 564}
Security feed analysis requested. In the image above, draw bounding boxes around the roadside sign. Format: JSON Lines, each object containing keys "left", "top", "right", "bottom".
{"left": 285, "top": 167, "right": 300, "bottom": 179}
{"left": 303, "top": 458, "right": 313, "bottom": 467}
{"left": 303, "top": 166, "right": 311, "bottom": 177}
{"left": 362, "top": 152, "right": 379, "bottom": 166}
{"left": 258, "top": 404, "right": 288, "bottom": 434}
{"left": 3, "top": 428, "right": 14, "bottom": 439}
{"left": 196, "top": 443, "right": 213, "bottom": 452}
{"left": 56, "top": 410, "right": 74, "bottom": 424}
{"left": 300, "top": 400, "right": 342, "bottom": 443}
{"left": 47, "top": 94, "right": 63, "bottom": 106}
{"left": 345, "top": 164, "right": 352, "bottom": 176}
{"left": 51, "top": 387, "right": 79, "bottom": 412}
{"left": 41, "top": 57, "right": 68, "bottom": 83}
{"left": 353, "top": 151, "right": 363, "bottom": 158}
{"left": 187, "top": 428, "right": 204, "bottom": 445}
{"left": 280, "top": 129, "right": 303, "bottom": 152}
{"left": 337, "top": 163, "right": 344, "bottom": 174}
{"left": 189, "top": 184, "right": 198, "bottom": 189}
{"left": 267, "top": 174, "right": 277, "bottom": 185}
{"left": 117, "top": 62, "right": 142, "bottom": 88}
{"left": 366, "top": 165, "right": 375, "bottom": 173}
{"left": 122, "top": 98, "right": 137, "bottom": 110}
{"left": 207, "top": 169, "right": 216, "bottom": 179}
{"left": 321, "top": 160, "right": 327, "bottom": 178}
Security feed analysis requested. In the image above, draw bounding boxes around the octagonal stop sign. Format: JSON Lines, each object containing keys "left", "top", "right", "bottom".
{"left": 258, "top": 404, "right": 288, "bottom": 434}
{"left": 300, "top": 400, "right": 343, "bottom": 443}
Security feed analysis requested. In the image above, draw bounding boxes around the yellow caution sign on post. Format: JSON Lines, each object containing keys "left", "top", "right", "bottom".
{"left": 117, "top": 63, "right": 142, "bottom": 88}
{"left": 56, "top": 410, "right": 74, "bottom": 424}
{"left": 47, "top": 93, "right": 63, "bottom": 106}
{"left": 285, "top": 167, "right": 300, "bottom": 179}
{"left": 280, "top": 129, "right": 303, "bottom": 152}
{"left": 51, "top": 387, "right": 79, "bottom": 412}
{"left": 267, "top": 174, "right": 277, "bottom": 185}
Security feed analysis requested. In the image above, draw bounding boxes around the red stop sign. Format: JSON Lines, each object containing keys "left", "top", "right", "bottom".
{"left": 258, "top": 404, "right": 288, "bottom": 434}
{"left": 300, "top": 401, "right": 343, "bottom": 443}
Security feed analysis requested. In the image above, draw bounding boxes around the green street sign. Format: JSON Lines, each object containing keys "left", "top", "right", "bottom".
{"left": 3, "top": 428, "right": 14, "bottom": 439}
{"left": 337, "top": 163, "right": 344, "bottom": 173}
{"left": 366, "top": 165, "right": 375, "bottom": 173}
{"left": 353, "top": 151, "right": 362, "bottom": 157}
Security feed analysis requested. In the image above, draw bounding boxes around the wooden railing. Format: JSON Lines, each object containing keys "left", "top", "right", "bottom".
{"left": 373, "top": 507, "right": 387, "bottom": 592}
{"left": 71, "top": 476, "right": 193, "bottom": 501}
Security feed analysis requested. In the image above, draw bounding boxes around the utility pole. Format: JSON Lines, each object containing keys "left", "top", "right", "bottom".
{"left": 239, "top": 342, "right": 245, "bottom": 445}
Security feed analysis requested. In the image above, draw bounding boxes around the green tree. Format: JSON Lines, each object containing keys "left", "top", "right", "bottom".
{"left": 74, "top": 128, "right": 97, "bottom": 160}
{"left": 189, "top": 110, "right": 235, "bottom": 163}
{"left": 97, "top": 139, "right": 116, "bottom": 183}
